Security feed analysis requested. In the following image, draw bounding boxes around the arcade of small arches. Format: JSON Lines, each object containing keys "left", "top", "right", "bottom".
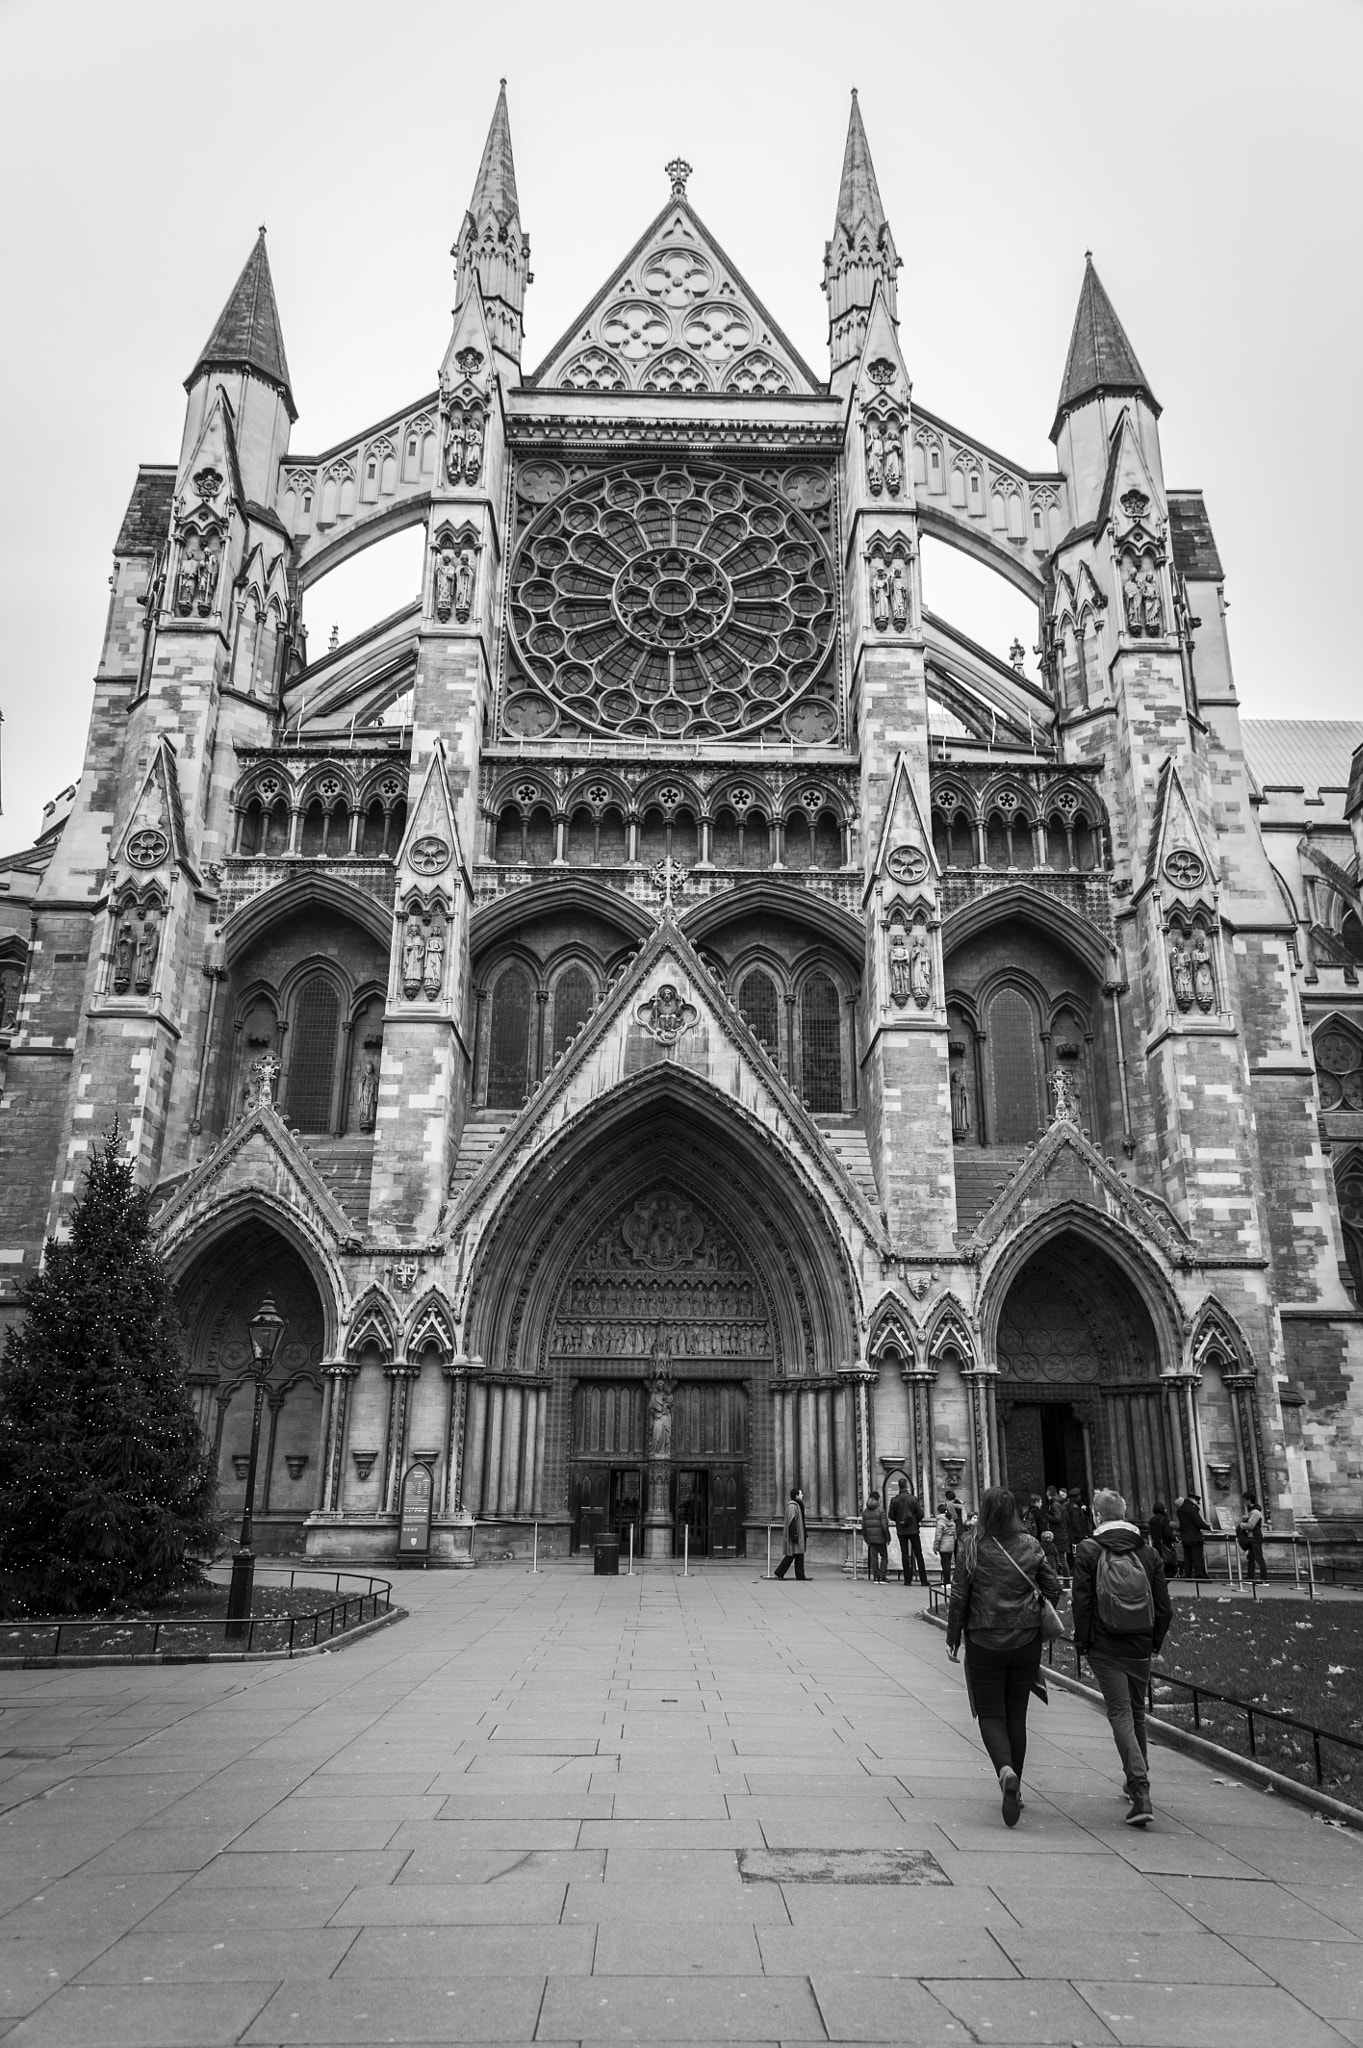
{"left": 231, "top": 762, "right": 409, "bottom": 861}
{"left": 931, "top": 776, "right": 1109, "bottom": 875}
{"left": 486, "top": 780, "right": 850, "bottom": 874}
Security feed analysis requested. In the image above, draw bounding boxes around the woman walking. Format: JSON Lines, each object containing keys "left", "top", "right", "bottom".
{"left": 772, "top": 1486, "right": 807, "bottom": 1581}
{"left": 932, "top": 1498, "right": 960, "bottom": 1587}
{"left": 861, "top": 1491, "right": 890, "bottom": 1582}
{"left": 944, "top": 1487, "right": 1062, "bottom": 1827}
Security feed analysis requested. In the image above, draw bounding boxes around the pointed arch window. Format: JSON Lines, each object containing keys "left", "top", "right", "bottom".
{"left": 288, "top": 975, "right": 341, "bottom": 1133}
{"left": 487, "top": 965, "right": 533, "bottom": 1109}
{"left": 801, "top": 972, "right": 842, "bottom": 1112}
{"left": 986, "top": 986, "right": 1045, "bottom": 1141}
{"left": 552, "top": 966, "right": 594, "bottom": 1061}
{"left": 738, "top": 970, "right": 780, "bottom": 1063}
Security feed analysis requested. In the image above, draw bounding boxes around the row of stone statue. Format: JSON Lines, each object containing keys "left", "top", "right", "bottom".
{"left": 869, "top": 555, "right": 911, "bottom": 633}
{"left": 888, "top": 926, "right": 933, "bottom": 1009}
{"left": 864, "top": 421, "right": 904, "bottom": 498}
{"left": 1171, "top": 932, "right": 1216, "bottom": 1013}
{"left": 401, "top": 918, "right": 446, "bottom": 1000}
{"left": 443, "top": 404, "right": 486, "bottom": 488}
{"left": 553, "top": 1319, "right": 772, "bottom": 1358}
{"left": 1122, "top": 560, "right": 1165, "bottom": 638}
{"left": 433, "top": 545, "right": 476, "bottom": 624}
{"left": 173, "top": 541, "right": 221, "bottom": 619}
{"left": 240, "top": 1047, "right": 379, "bottom": 1131}
{"left": 560, "top": 1279, "right": 763, "bottom": 1319}
{"left": 111, "top": 916, "right": 160, "bottom": 995}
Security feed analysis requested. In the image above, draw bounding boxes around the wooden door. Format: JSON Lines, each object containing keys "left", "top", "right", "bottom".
{"left": 674, "top": 1469, "right": 709, "bottom": 1557}
{"left": 570, "top": 1466, "right": 609, "bottom": 1553}
{"left": 710, "top": 1467, "right": 743, "bottom": 1557}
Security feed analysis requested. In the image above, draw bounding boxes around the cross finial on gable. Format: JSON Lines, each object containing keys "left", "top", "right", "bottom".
{"left": 666, "top": 157, "right": 692, "bottom": 199}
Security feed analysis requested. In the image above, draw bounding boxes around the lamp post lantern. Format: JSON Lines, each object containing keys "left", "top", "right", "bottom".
{"left": 225, "top": 1292, "right": 285, "bottom": 1638}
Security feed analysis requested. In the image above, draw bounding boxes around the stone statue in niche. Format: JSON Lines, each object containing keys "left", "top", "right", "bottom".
{"left": 112, "top": 921, "right": 135, "bottom": 993}
{"left": 870, "top": 558, "right": 891, "bottom": 631}
{"left": 445, "top": 406, "right": 485, "bottom": 486}
{"left": 133, "top": 919, "right": 159, "bottom": 994}
{"left": 647, "top": 1370, "right": 674, "bottom": 1459}
{"left": 884, "top": 428, "right": 903, "bottom": 497}
{"left": 1123, "top": 559, "right": 1163, "bottom": 637}
{"left": 423, "top": 920, "right": 446, "bottom": 999}
{"left": 890, "top": 558, "right": 910, "bottom": 632}
{"left": 1049, "top": 1064, "right": 1080, "bottom": 1124}
{"left": 1170, "top": 937, "right": 1194, "bottom": 1012}
{"left": 357, "top": 1059, "right": 379, "bottom": 1132}
{"left": 1191, "top": 933, "right": 1216, "bottom": 1012}
{"left": 909, "top": 930, "right": 933, "bottom": 1009}
{"left": 455, "top": 548, "right": 476, "bottom": 622}
{"left": 865, "top": 423, "right": 885, "bottom": 495}
{"left": 196, "top": 544, "right": 220, "bottom": 616}
{"left": 433, "top": 547, "right": 457, "bottom": 622}
{"left": 949, "top": 1047, "right": 971, "bottom": 1139}
{"left": 888, "top": 928, "right": 912, "bottom": 1005}
{"left": 174, "top": 547, "right": 200, "bottom": 617}
{"left": 401, "top": 920, "right": 427, "bottom": 998}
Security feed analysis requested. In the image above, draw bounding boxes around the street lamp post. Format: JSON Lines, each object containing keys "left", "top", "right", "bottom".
{"left": 225, "top": 1293, "right": 285, "bottom": 1640}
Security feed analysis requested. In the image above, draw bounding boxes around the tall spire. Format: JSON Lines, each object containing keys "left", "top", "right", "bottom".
{"left": 823, "top": 90, "right": 899, "bottom": 384}
{"left": 1051, "top": 253, "right": 1158, "bottom": 440}
{"left": 185, "top": 228, "right": 296, "bottom": 421}
{"left": 454, "top": 80, "right": 530, "bottom": 372}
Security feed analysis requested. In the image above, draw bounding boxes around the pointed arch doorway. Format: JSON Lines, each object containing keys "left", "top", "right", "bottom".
{"left": 461, "top": 1075, "right": 862, "bottom": 1559}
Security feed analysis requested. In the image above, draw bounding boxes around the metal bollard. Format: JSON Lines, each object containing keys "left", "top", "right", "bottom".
{"left": 629, "top": 1524, "right": 634, "bottom": 1577}
{"left": 531, "top": 1523, "right": 539, "bottom": 1573}
{"left": 684, "top": 1524, "right": 689, "bottom": 1577}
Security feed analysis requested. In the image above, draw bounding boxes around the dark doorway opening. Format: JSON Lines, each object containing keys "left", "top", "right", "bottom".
{"left": 569, "top": 1464, "right": 643, "bottom": 1555}
{"left": 1002, "top": 1401, "right": 1087, "bottom": 1501}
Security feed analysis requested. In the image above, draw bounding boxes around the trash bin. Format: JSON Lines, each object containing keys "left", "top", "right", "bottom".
{"left": 593, "top": 1533, "right": 620, "bottom": 1577}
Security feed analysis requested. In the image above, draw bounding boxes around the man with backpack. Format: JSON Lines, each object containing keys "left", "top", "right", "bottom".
{"left": 1071, "top": 1486, "right": 1173, "bottom": 1828}
{"left": 888, "top": 1476, "right": 929, "bottom": 1586}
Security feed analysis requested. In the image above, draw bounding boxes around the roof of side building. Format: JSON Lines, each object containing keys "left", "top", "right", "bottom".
{"left": 1240, "top": 719, "right": 1363, "bottom": 800}
{"left": 114, "top": 467, "right": 175, "bottom": 554}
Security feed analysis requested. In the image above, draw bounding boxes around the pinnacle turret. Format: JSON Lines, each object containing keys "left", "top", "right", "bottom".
{"left": 454, "top": 80, "right": 530, "bottom": 373}
{"left": 823, "top": 90, "right": 899, "bottom": 384}
{"left": 1051, "top": 253, "right": 1158, "bottom": 442}
{"left": 185, "top": 228, "right": 295, "bottom": 422}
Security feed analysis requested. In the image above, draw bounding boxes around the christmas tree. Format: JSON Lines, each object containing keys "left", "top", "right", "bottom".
{"left": 0, "top": 1130, "right": 220, "bottom": 1615}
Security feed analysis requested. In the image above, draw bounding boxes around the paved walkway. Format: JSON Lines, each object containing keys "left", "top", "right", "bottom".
{"left": 0, "top": 1563, "right": 1360, "bottom": 2046}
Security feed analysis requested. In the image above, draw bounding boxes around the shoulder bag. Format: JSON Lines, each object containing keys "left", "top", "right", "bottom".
{"left": 993, "top": 1538, "right": 1065, "bottom": 1640}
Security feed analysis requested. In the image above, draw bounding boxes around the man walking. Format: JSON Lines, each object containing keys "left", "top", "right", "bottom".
{"left": 1176, "top": 1491, "right": 1213, "bottom": 1580}
{"left": 1071, "top": 1486, "right": 1172, "bottom": 1827}
{"left": 773, "top": 1486, "right": 807, "bottom": 1580}
{"left": 888, "top": 1476, "right": 928, "bottom": 1586}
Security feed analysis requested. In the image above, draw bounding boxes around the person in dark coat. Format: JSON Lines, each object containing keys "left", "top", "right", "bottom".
{"left": 773, "top": 1486, "right": 807, "bottom": 1580}
{"left": 861, "top": 1492, "right": 890, "bottom": 1582}
{"left": 1065, "top": 1489, "right": 1091, "bottom": 1553}
{"left": 1071, "top": 1486, "right": 1172, "bottom": 1827}
{"left": 1147, "top": 1499, "right": 1178, "bottom": 1577}
{"left": 888, "top": 1477, "right": 929, "bottom": 1586}
{"left": 1046, "top": 1487, "right": 1070, "bottom": 1568}
{"left": 944, "top": 1486, "right": 1062, "bottom": 1828}
{"left": 1175, "top": 1492, "right": 1213, "bottom": 1579}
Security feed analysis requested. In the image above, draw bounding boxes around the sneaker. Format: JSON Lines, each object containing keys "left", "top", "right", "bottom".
{"left": 999, "top": 1767, "right": 1021, "bottom": 1828}
{"left": 1124, "top": 1788, "right": 1153, "bottom": 1827}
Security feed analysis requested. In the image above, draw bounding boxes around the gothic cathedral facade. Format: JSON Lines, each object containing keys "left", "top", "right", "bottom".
{"left": 2, "top": 89, "right": 1361, "bottom": 1562}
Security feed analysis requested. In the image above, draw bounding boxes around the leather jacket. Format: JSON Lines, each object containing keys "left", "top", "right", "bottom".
{"left": 945, "top": 1529, "right": 1060, "bottom": 1651}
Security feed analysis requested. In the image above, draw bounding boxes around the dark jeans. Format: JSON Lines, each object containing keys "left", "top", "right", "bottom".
{"left": 1086, "top": 1649, "right": 1150, "bottom": 1791}
{"left": 1182, "top": 1541, "right": 1207, "bottom": 1579}
{"left": 774, "top": 1554, "right": 806, "bottom": 1580}
{"left": 1244, "top": 1538, "right": 1267, "bottom": 1582}
{"left": 937, "top": 1550, "right": 953, "bottom": 1587}
{"left": 897, "top": 1531, "right": 929, "bottom": 1586}
{"left": 865, "top": 1542, "right": 888, "bottom": 1581}
{"left": 964, "top": 1634, "right": 1043, "bottom": 1781}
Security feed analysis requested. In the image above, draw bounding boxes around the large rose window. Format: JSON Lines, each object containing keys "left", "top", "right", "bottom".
{"left": 505, "top": 463, "right": 839, "bottom": 742}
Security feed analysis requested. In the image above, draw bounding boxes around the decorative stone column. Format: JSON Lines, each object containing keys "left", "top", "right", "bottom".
{"left": 961, "top": 1369, "right": 999, "bottom": 1502}
{"left": 319, "top": 1363, "right": 359, "bottom": 1513}
{"left": 902, "top": 1364, "right": 938, "bottom": 1520}
{"left": 440, "top": 1356, "right": 477, "bottom": 1514}
{"left": 838, "top": 1361, "right": 879, "bottom": 1512}
{"left": 382, "top": 1361, "right": 420, "bottom": 1514}
{"left": 1163, "top": 1370, "right": 1205, "bottom": 1501}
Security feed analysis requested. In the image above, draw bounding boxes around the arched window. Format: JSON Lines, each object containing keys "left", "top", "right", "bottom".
{"left": 288, "top": 975, "right": 340, "bottom": 1133}
{"left": 671, "top": 809, "right": 699, "bottom": 865}
{"left": 494, "top": 806, "right": 523, "bottom": 864}
{"left": 360, "top": 801, "right": 386, "bottom": 856}
{"left": 552, "top": 966, "right": 594, "bottom": 1060}
{"left": 814, "top": 812, "right": 841, "bottom": 870}
{"left": 598, "top": 807, "right": 627, "bottom": 862}
{"left": 487, "top": 965, "right": 533, "bottom": 1109}
{"left": 566, "top": 807, "right": 595, "bottom": 865}
{"left": 712, "top": 810, "right": 740, "bottom": 868}
{"left": 785, "top": 811, "right": 815, "bottom": 869}
{"left": 639, "top": 808, "right": 667, "bottom": 864}
{"left": 265, "top": 801, "right": 289, "bottom": 854}
{"left": 743, "top": 813, "right": 770, "bottom": 869}
{"left": 986, "top": 986, "right": 1045, "bottom": 1141}
{"left": 738, "top": 970, "right": 780, "bottom": 1062}
{"left": 527, "top": 806, "right": 555, "bottom": 864}
{"left": 801, "top": 972, "right": 842, "bottom": 1112}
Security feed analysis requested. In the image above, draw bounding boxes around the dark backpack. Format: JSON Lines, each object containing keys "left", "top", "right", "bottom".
{"left": 1095, "top": 1547, "right": 1155, "bottom": 1633}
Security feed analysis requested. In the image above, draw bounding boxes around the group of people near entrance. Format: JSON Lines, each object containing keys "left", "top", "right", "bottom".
{"left": 945, "top": 1485, "right": 1173, "bottom": 1830}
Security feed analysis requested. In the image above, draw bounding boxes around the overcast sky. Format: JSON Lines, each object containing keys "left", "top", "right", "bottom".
{"left": 1, "top": 0, "right": 1358, "bottom": 855}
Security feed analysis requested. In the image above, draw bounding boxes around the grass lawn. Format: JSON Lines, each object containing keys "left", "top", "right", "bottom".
{"left": 1146, "top": 1599, "right": 1363, "bottom": 1806}
{"left": 0, "top": 1577, "right": 389, "bottom": 1660}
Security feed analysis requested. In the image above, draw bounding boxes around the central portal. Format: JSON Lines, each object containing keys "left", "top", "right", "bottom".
{"left": 556, "top": 1190, "right": 769, "bottom": 1558}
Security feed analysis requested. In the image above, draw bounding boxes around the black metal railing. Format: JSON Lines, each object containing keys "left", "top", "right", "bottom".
{"left": 926, "top": 1582, "right": 1363, "bottom": 1793}
{"left": 0, "top": 1571, "right": 393, "bottom": 1663}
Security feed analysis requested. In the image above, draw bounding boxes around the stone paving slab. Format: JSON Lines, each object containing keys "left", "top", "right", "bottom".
{"left": 1, "top": 1563, "right": 1361, "bottom": 2046}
